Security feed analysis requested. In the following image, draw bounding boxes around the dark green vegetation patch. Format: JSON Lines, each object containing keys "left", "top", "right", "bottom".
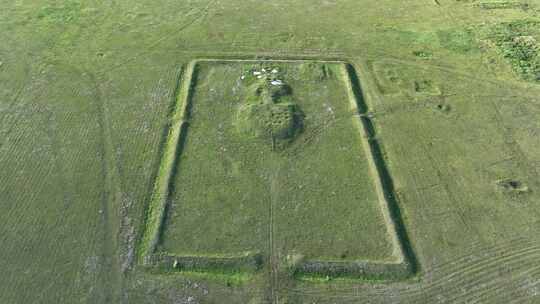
{"left": 437, "top": 29, "right": 477, "bottom": 53}
{"left": 475, "top": 1, "right": 530, "bottom": 10}
{"left": 486, "top": 20, "right": 540, "bottom": 82}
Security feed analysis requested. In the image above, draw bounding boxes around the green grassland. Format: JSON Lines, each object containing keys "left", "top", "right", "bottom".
{"left": 2, "top": 0, "right": 540, "bottom": 303}
{"left": 144, "top": 61, "right": 410, "bottom": 282}
{"left": 161, "top": 61, "right": 393, "bottom": 259}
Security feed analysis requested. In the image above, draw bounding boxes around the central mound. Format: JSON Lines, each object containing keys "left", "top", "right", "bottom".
{"left": 235, "top": 75, "right": 303, "bottom": 149}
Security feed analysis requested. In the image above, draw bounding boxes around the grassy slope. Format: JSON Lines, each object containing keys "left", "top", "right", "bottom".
{"left": 1, "top": 0, "right": 540, "bottom": 303}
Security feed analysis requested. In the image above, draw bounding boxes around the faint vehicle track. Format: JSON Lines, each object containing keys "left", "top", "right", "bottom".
{"left": 87, "top": 70, "right": 124, "bottom": 303}
{"left": 269, "top": 167, "right": 279, "bottom": 304}
{"left": 283, "top": 236, "right": 540, "bottom": 303}
{"left": 98, "top": 0, "right": 217, "bottom": 75}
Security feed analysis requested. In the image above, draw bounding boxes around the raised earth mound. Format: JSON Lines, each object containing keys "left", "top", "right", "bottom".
{"left": 235, "top": 76, "right": 303, "bottom": 149}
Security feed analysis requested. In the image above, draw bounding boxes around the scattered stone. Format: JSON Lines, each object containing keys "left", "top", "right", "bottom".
{"left": 271, "top": 80, "right": 283, "bottom": 86}
{"left": 253, "top": 71, "right": 261, "bottom": 76}
{"left": 326, "top": 105, "right": 334, "bottom": 114}
{"left": 271, "top": 68, "right": 278, "bottom": 73}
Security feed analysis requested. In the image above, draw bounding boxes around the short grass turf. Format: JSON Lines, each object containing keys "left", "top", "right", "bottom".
{"left": 3, "top": 0, "right": 540, "bottom": 303}
{"left": 159, "top": 61, "right": 394, "bottom": 263}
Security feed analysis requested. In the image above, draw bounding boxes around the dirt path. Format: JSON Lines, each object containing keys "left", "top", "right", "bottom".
{"left": 268, "top": 161, "right": 281, "bottom": 304}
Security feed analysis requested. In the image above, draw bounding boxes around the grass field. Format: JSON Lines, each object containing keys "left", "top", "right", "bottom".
{"left": 139, "top": 60, "right": 414, "bottom": 286}
{"left": 2, "top": 0, "right": 540, "bottom": 303}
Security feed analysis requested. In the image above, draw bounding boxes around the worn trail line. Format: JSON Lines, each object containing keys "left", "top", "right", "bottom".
{"left": 89, "top": 71, "right": 124, "bottom": 303}
{"left": 409, "top": 244, "right": 540, "bottom": 302}
{"left": 268, "top": 165, "right": 280, "bottom": 304}
{"left": 456, "top": 263, "right": 540, "bottom": 304}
